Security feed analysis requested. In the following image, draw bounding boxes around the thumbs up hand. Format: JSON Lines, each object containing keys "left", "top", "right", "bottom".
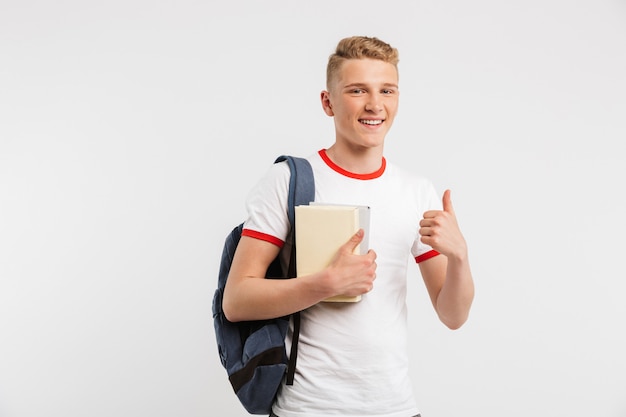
{"left": 419, "top": 189, "right": 467, "bottom": 260}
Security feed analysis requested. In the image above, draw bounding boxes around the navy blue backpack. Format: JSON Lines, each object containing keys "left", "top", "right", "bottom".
{"left": 212, "top": 155, "right": 315, "bottom": 414}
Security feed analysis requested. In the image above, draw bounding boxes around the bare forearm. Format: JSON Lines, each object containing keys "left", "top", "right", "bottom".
{"left": 222, "top": 235, "right": 331, "bottom": 322}
{"left": 223, "top": 273, "right": 331, "bottom": 322}
{"left": 223, "top": 231, "right": 376, "bottom": 322}
{"left": 435, "top": 253, "right": 475, "bottom": 330}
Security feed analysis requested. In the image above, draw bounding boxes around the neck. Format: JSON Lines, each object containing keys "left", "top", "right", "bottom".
{"left": 325, "top": 143, "right": 384, "bottom": 174}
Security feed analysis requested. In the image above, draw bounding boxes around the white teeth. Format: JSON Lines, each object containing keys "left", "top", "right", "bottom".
{"left": 360, "top": 119, "right": 382, "bottom": 125}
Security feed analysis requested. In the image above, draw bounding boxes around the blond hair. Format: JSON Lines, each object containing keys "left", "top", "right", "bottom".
{"left": 326, "top": 36, "right": 399, "bottom": 89}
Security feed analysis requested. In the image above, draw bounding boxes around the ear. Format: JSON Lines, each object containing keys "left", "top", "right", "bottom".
{"left": 320, "top": 90, "right": 334, "bottom": 116}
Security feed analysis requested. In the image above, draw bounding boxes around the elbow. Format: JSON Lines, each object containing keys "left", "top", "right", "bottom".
{"left": 223, "top": 305, "right": 244, "bottom": 323}
{"left": 222, "top": 305, "right": 237, "bottom": 323}
{"left": 221, "top": 291, "right": 244, "bottom": 323}
{"left": 443, "top": 318, "right": 467, "bottom": 330}
{"left": 436, "top": 290, "right": 474, "bottom": 330}
{"left": 438, "top": 311, "right": 470, "bottom": 330}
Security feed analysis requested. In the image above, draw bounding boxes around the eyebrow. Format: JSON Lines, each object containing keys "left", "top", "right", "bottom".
{"left": 343, "top": 82, "right": 399, "bottom": 89}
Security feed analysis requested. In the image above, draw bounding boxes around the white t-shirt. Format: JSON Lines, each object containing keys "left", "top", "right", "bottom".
{"left": 242, "top": 149, "right": 441, "bottom": 417}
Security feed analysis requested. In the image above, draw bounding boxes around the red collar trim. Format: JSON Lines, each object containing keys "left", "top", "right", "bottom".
{"left": 318, "top": 149, "right": 386, "bottom": 180}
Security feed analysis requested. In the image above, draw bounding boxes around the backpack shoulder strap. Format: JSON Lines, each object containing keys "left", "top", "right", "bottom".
{"left": 274, "top": 154, "right": 314, "bottom": 279}
{"left": 274, "top": 155, "right": 315, "bottom": 226}
{"left": 273, "top": 155, "right": 314, "bottom": 386}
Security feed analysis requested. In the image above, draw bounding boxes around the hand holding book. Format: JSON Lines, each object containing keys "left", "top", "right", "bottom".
{"left": 295, "top": 204, "right": 374, "bottom": 302}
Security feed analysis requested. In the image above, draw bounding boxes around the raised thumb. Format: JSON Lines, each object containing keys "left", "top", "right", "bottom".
{"left": 442, "top": 189, "right": 454, "bottom": 213}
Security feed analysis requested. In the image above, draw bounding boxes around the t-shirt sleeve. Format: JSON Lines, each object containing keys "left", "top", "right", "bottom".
{"left": 241, "top": 161, "right": 291, "bottom": 248}
{"left": 411, "top": 180, "right": 442, "bottom": 263}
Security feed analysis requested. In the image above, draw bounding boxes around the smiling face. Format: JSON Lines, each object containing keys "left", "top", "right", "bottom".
{"left": 321, "top": 58, "right": 399, "bottom": 152}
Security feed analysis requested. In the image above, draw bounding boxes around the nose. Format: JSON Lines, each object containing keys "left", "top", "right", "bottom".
{"left": 365, "top": 95, "right": 383, "bottom": 113}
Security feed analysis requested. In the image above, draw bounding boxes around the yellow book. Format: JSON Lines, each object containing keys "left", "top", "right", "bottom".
{"left": 294, "top": 203, "right": 370, "bottom": 302}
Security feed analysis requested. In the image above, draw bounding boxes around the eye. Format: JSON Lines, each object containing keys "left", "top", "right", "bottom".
{"left": 382, "top": 89, "right": 396, "bottom": 95}
{"left": 351, "top": 88, "right": 366, "bottom": 94}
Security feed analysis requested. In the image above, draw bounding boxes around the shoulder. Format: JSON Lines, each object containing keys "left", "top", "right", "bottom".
{"left": 385, "top": 160, "right": 436, "bottom": 189}
{"left": 305, "top": 150, "right": 325, "bottom": 170}
{"left": 383, "top": 160, "right": 441, "bottom": 209}
{"left": 253, "top": 157, "right": 292, "bottom": 190}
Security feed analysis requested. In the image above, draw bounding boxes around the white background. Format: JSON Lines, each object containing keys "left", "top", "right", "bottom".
{"left": 1, "top": 0, "right": 625, "bottom": 416}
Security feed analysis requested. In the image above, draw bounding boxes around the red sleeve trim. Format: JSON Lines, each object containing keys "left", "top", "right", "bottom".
{"left": 241, "top": 229, "right": 284, "bottom": 248}
{"left": 415, "top": 249, "right": 440, "bottom": 263}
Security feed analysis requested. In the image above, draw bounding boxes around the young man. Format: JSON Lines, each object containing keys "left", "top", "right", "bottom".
{"left": 223, "top": 36, "right": 474, "bottom": 417}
